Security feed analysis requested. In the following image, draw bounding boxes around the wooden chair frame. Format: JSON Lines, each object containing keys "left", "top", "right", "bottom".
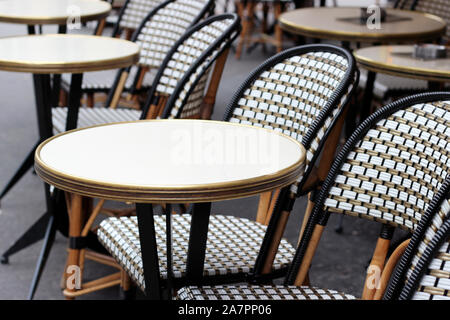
{"left": 287, "top": 92, "right": 450, "bottom": 299}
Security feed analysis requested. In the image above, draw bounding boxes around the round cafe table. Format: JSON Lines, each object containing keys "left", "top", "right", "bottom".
{"left": 355, "top": 45, "right": 450, "bottom": 83}
{"left": 354, "top": 45, "right": 450, "bottom": 120}
{"left": 0, "top": 34, "right": 139, "bottom": 299}
{"left": 35, "top": 120, "right": 306, "bottom": 299}
{"left": 0, "top": 0, "right": 111, "bottom": 33}
{"left": 279, "top": 7, "right": 446, "bottom": 44}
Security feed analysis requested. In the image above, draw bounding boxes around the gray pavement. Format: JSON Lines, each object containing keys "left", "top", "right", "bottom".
{"left": 0, "top": 22, "right": 393, "bottom": 300}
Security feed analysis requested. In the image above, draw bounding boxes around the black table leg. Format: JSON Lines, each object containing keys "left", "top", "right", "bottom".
{"left": 65, "top": 73, "right": 83, "bottom": 131}
{"left": 428, "top": 81, "right": 442, "bottom": 91}
{"left": 136, "top": 203, "right": 162, "bottom": 300}
{"left": 51, "top": 25, "right": 67, "bottom": 107}
{"left": 186, "top": 202, "right": 211, "bottom": 283}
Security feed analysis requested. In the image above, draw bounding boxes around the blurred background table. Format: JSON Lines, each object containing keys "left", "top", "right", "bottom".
{"left": 0, "top": 34, "right": 139, "bottom": 299}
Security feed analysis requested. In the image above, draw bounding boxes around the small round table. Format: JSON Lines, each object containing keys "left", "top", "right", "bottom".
{"left": 0, "top": 0, "right": 111, "bottom": 32}
{"left": 279, "top": 7, "right": 446, "bottom": 44}
{"left": 355, "top": 45, "right": 450, "bottom": 83}
{"left": 35, "top": 120, "right": 306, "bottom": 299}
{"left": 0, "top": 34, "right": 139, "bottom": 299}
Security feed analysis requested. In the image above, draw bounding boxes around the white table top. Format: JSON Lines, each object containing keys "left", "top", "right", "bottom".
{"left": 354, "top": 45, "right": 450, "bottom": 82}
{"left": 279, "top": 7, "right": 446, "bottom": 43}
{"left": 0, "top": 0, "right": 111, "bottom": 24}
{"left": 0, "top": 34, "right": 139, "bottom": 74}
{"left": 35, "top": 120, "right": 306, "bottom": 203}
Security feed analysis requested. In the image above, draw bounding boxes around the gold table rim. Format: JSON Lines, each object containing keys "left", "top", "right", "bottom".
{"left": 0, "top": 34, "right": 140, "bottom": 74}
{"left": 35, "top": 119, "right": 306, "bottom": 203}
{"left": 0, "top": 0, "right": 111, "bottom": 25}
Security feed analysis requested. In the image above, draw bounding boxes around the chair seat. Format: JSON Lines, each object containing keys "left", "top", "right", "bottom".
{"left": 97, "top": 215, "right": 296, "bottom": 292}
{"left": 52, "top": 107, "right": 141, "bottom": 134}
{"left": 176, "top": 285, "right": 356, "bottom": 300}
{"left": 61, "top": 67, "right": 156, "bottom": 92}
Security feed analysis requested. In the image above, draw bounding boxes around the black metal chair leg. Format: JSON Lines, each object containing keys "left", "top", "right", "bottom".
{"left": 28, "top": 213, "right": 57, "bottom": 300}
{"left": 1, "top": 212, "right": 50, "bottom": 264}
{"left": 0, "top": 141, "right": 40, "bottom": 203}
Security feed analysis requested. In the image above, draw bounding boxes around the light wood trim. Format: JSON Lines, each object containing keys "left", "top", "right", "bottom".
{"left": 261, "top": 209, "right": 291, "bottom": 274}
{"left": 362, "top": 237, "right": 391, "bottom": 300}
{"left": 298, "top": 192, "right": 314, "bottom": 244}
{"left": 263, "top": 188, "right": 280, "bottom": 226}
{"left": 256, "top": 191, "right": 272, "bottom": 224}
{"left": 236, "top": 1, "right": 255, "bottom": 59}
{"left": 65, "top": 193, "right": 84, "bottom": 295}
{"left": 373, "top": 239, "right": 410, "bottom": 300}
{"left": 110, "top": 70, "right": 129, "bottom": 109}
{"left": 81, "top": 199, "right": 105, "bottom": 236}
{"left": 85, "top": 250, "right": 122, "bottom": 270}
{"left": 294, "top": 224, "right": 324, "bottom": 286}
{"left": 200, "top": 48, "right": 229, "bottom": 119}
{"left": 63, "top": 272, "right": 121, "bottom": 298}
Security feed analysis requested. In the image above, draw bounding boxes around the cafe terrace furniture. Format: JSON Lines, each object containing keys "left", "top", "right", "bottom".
{"left": 60, "top": 0, "right": 215, "bottom": 109}
{"left": 95, "top": 44, "right": 358, "bottom": 298}
{"left": 278, "top": 7, "right": 446, "bottom": 44}
{"left": 354, "top": 45, "right": 450, "bottom": 119}
{"left": 0, "top": 0, "right": 112, "bottom": 209}
{"left": 384, "top": 172, "right": 450, "bottom": 300}
{"left": 35, "top": 119, "right": 306, "bottom": 299}
{"left": 0, "top": 0, "right": 111, "bottom": 35}
{"left": 234, "top": 0, "right": 292, "bottom": 59}
{"left": 0, "top": 34, "right": 139, "bottom": 299}
{"left": 368, "top": 0, "right": 450, "bottom": 105}
{"left": 53, "top": 13, "right": 240, "bottom": 135}
{"left": 177, "top": 91, "right": 450, "bottom": 300}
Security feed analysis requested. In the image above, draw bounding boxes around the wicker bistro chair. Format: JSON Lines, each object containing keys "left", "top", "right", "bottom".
{"left": 97, "top": 44, "right": 358, "bottom": 296}
{"left": 52, "top": 12, "right": 238, "bottom": 135}
{"left": 60, "top": 0, "right": 214, "bottom": 108}
{"left": 176, "top": 92, "right": 450, "bottom": 300}
{"left": 381, "top": 174, "right": 450, "bottom": 300}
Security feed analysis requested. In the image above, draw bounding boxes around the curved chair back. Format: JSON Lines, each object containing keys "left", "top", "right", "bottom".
{"left": 113, "top": 0, "right": 166, "bottom": 36}
{"left": 217, "top": 44, "right": 358, "bottom": 279}
{"left": 106, "top": 0, "right": 215, "bottom": 107}
{"left": 287, "top": 92, "right": 450, "bottom": 296}
{"left": 223, "top": 44, "right": 358, "bottom": 196}
{"left": 139, "top": 13, "right": 240, "bottom": 119}
{"left": 385, "top": 175, "right": 450, "bottom": 300}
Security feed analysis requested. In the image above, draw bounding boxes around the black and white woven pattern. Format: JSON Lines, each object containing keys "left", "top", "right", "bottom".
{"left": 52, "top": 107, "right": 141, "bottom": 134}
{"left": 97, "top": 215, "right": 295, "bottom": 292}
{"left": 405, "top": 198, "right": 450, "bottom": 300}
{"left": 323, "top": 101, "right": 450, "bottom": 231}
{"left": 226, "top": 50, "right": 353, "bottom": 194}
{"left": 119, "top": 0, "right": 165, "bottom": 30}
{"left": 61, "top": 67, "right": 156, "bottom": 92}
{"left": 159, "top": 18, "right": 237, "bottom": 119}
{"left": 176, "top": 285, "right": 356, "bottom": 300}
{"left": 136, "top": 0, "right": 211, "bottom": 69}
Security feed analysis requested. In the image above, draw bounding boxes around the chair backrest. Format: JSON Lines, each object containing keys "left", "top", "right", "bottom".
{"left": 395, "top": 0, "right": 449, "bottom": 43}
{"left": 132, "top": 0, "right": 215, "bottom": 70}
{"left": 139, "top": 13, "right": 241, "bottom": 119}
{"left": 222, "top": 44, "right": 358, "bottom": 196}
{"left": 115, "top": 0, "right": 165, "bottom": 33}
{"left": 385, "top": 175, "right": 450, "bottom": 300}
{"left": 286, "top": 92, "right": 450, "bottom": 285}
